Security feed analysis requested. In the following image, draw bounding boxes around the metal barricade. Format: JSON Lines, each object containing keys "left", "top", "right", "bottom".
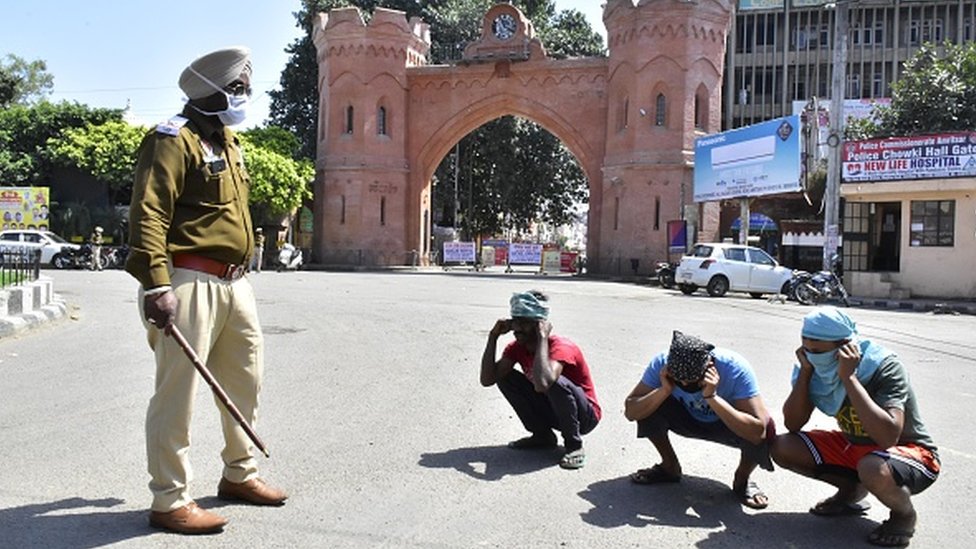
{"left": 0, "top": 248, "right": 41, "bottom": 288}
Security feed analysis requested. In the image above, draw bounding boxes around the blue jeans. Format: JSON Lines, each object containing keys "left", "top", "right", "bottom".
{"left": 497, "top": 370, "right": 598, "bottom": 451}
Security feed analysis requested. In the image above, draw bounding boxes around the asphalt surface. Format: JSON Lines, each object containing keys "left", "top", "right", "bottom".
{"left": 0, "top": 269, "right": 973, "bottom": 548}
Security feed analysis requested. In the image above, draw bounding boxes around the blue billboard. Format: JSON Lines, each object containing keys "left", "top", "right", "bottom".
{"left": 693, "top": 115, "right": 802, "bottom": 202}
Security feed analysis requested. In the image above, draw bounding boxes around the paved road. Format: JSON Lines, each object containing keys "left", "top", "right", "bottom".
{"left": 1, "top": 270, "right": 973, "bottom": 548}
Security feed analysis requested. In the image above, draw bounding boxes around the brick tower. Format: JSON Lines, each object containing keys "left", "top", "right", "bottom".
{"left": 312, "top": 8, "right": 430, "bottom": 265}
{"left": 600, "top": 0, "right": 733, "bottom": 268}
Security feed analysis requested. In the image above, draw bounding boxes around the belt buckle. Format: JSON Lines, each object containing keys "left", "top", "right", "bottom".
{"left": 223, "top": 263, "right": 245, "bottom": 281}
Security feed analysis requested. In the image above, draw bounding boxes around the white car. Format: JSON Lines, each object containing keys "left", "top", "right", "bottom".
{"left": 0, "top": 229, "right": 80, "bottom": 265}
{"left": 675, "top": 242, "right": 793, "bottom": 298}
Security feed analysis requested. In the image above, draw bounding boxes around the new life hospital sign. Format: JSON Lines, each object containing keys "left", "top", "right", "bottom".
{"left": 693, "top": 116, "right": 802, "bottom": 202}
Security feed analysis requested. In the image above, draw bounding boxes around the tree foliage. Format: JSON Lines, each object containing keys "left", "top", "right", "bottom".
{"left": 0, "top": 101, "right": 121, "bottom": 186}
{"left": 270, "top": 0, "right": 604, "bottom": 239}
{"left": 846, "top": 42, "right": 976, "bottom": 140}
{"left": 239, "top": 131, "right": 314, "bottom": 217}
{"left": 46, "top": 120, "right": 147, "bottom": 203}
{"left": 0, "top": 54, "right": 54, "bottom": 107}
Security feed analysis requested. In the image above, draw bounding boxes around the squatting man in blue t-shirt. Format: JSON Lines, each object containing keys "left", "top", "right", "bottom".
{"left": 624, "top": 330, "right": 775, "bottom": 509}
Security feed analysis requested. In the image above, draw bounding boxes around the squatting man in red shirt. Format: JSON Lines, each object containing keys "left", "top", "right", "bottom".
{"left": 480, "top": 290, "right": 601, "bottom": 469}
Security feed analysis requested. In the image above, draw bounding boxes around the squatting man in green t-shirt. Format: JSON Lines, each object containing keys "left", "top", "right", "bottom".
{"left": 772, "top": 306, "right": 940, "bottom": 547}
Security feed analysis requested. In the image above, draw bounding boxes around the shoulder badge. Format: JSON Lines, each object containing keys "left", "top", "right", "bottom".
{"left": 155, "top": 115, "right": 189, "bottom": 137}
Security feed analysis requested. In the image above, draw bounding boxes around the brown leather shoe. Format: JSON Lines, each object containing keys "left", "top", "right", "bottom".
{"left": 148, "top": 502, "right": 227, "bottom": 535}
{"left": 217, "top": 477, "right": 288, "bottom": 506}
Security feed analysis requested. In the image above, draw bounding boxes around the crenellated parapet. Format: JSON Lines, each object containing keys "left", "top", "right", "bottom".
{"left": 603, "top": 0, "right": 733, "bottom": 52}
{"left": 313, "top": 7, "right": 430, "bottom": 70}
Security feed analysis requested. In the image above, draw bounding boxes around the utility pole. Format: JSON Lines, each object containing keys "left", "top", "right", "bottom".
{"left": 824, "top": 0, "right": 850, "bottom": 271}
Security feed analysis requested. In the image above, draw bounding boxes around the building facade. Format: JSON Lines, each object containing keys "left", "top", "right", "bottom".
{"left": 723, "top": 0, "right": 976, "bottom": 298}
{"left": 725, "top": 0, "right": 976, "bottom": 129}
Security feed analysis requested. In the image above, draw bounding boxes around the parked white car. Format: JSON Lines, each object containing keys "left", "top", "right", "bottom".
{"left": 0, "top": 229, "right": 80, "bottom": 265}
{"left": 675, "top": 242, "right": 793, "bottom": 298}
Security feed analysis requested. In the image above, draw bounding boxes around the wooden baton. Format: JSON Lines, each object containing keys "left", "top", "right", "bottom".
{"left": 168, "top": 325, "right": 271, "bottom": 458}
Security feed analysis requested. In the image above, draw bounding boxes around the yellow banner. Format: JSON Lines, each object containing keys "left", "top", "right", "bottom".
{"left": 0, "top": 187, "right": 50, "bottom": 230}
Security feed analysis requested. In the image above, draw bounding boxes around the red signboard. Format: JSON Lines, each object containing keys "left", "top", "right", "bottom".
{"left": 842, "top": 132, "right": 976, "bottom": 182}
{"left": 560, "top": 252, "right": 579, "bottom": 273}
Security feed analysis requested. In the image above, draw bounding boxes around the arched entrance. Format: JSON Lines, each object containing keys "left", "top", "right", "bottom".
{"left": 311, "top": 1, "right": 733, "bottom": 273}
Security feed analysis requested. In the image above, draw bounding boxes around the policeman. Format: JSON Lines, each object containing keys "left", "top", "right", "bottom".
{"left": 89, "top": 226, "right": 104, "bottom": 270}
{"left": 125, "top": 46, "right": 286, "bottom": 535}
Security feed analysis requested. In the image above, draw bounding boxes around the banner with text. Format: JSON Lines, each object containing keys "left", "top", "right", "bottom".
{"left": 842, "top": 133, "right": 976, "bottom": 182}
{"left": 693, "top": 116, "right": 801, "bottom": 201}
{"left": 442, "top": 241, "right": 476, "bottom": 263}
{"left": 1, "top": 186, "right": 50, "bottom": 230}
{"left": 508, "top": 243, "right": 543, "bottom": 265}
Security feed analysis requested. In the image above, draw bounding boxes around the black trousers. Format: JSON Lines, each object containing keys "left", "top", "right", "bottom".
{"left": 497, "top": 369, "right": 598, "bottom": 451}
{"left": 637, "top": 397, "right": 775, "bottom": 471}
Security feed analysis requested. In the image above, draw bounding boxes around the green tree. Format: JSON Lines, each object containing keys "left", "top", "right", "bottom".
{"left": 0, "top": 101, "right": 121, "bottom": 186}
{"left": 847, "top": 42, "right": 976, "bottom": 139}
{"left": 0, "top": 54, "right": 54, "bottom": 107}
{"left": 238, "top": 131, "right": 314, "bottom": 218}
{"left": 47, "top": 120, "right": 147, "bottom": 204}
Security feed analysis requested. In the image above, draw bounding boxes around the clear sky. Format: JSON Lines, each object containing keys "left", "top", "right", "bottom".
{"left": 0, "top": 1, "right": 605, "bottom": 129}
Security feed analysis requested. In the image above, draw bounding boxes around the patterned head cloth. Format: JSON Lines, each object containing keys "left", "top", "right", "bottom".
{"left": 801, "top": 306, "right": 857, "bottom": 341}
{"left": 179, "top": 46, "right": 252, "bottom": 100}
{"left": 509, "top": 290, "right": 549, "bottom": 320}
{"left": 667, "top": 330, "right": 715, "bottom": 382}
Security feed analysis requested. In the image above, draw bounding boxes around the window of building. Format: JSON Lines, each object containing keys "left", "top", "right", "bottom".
{"left": 614, "top": 197, "right": 620, "bottom": 230}
{"left": 619, "top": 97, "right": 629, "bottom": 131}
{"left": 843, "top": 202, "right": 870, "bottom": 271}
{"left": 910, "top": 200, "right": 954, "bottom": 246}
{"left": 847, "top": 73, "right": 861, "bottom": 98}
{"left": 909, "top": 19, "right": 943, "bottom": 44}
{"left": 872, "top": 73, "right": 884, "bottom": 97}
{"left": 655, "top": 94, "right": 666, "bottom": 127}
{"left": 653, "top": 196, "right": 660, "bottom": 231}
{"left": 345, "top": 106, "right": 354, "bottom": 134}
{"left": 341, "top": 195, "right": 346, "bottom": 225}
{"left": 851, "top": 14, "right": 885, "bottom": 45}
{"left": 694, "top": 95, "right": 702, "bottom": 129}
{"left": 380, "top": 196, "right": 386, "bottom": 226}
{"left": 965, "top": 18, "right": 972, "bottom": 41}
{"left": 377, "top": 106, "right": 387, "bottom": 136}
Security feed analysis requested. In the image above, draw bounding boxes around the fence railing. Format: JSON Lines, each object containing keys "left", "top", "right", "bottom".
{"left": 0, "top": 248, "right": 42, "bottom": 288}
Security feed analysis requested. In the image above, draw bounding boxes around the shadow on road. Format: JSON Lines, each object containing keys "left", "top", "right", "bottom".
{"left": 0, "top": 497, "right": 152, "bottom": 548}
{"left": 418, "top": 445, "right": 558, "bottom": 480}
{"left": 577, "top": 475, "right": 877, "bottom": 547}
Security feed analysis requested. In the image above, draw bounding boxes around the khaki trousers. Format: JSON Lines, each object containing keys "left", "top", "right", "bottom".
{"left": 140, "top": 268, "right": 264, "bottom": 512}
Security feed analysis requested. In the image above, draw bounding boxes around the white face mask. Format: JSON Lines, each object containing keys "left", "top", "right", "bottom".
{"left": 187, "top": 66, "right": 250, "bottom": 126}
{"left": 217, "top": 93, "right": 249, "bottom": 126}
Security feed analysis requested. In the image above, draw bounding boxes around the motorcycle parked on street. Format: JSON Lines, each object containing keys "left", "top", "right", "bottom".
{"left": 654, "top": 261, "right": 678, "bottom": 289}
{"left": 795, "top": 256, "right": 850, "bottom": 306}
{"left": 781, "top": 269, "right": 813, "bottom": 301}
{"left": 276, "top": 243, "right": 303, "bottom": 271}
{"left": 53, "top": 243, "right": 104, "bottom": 270}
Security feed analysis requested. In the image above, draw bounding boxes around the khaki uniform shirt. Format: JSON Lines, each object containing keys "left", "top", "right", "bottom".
{"left": 126, "top": 107, "right": 254, "bottom": 289}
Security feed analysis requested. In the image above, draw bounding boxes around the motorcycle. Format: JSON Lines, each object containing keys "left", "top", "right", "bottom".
{"left": 781, "top": 269, "right": 813, "bottom": 301}
{"left": 654, "top": 261, "right": 678, "bottom": 289}
{"left": 53, "top": 243, "right": 105, "bottom": 270}
{"left": 276, "top": 243, "right": 303, "bottom": 271}
{"left": 795, "top": 257, "right": 850, "bottom": 306}
{"left": 102, "top": 245, "right": 129, "bottom": 269}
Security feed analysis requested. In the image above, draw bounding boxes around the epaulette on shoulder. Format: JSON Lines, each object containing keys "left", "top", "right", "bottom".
{"left": 155, "top": 115, "right": 189, "bottom": 137}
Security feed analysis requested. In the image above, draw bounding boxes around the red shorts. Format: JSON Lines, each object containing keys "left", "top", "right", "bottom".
{"left": 798, "top": 430, "right": 940, "bottom": 494}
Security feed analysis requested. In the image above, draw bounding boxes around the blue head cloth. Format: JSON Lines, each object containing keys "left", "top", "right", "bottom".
{"left": 801, "top": 306, "right": 857, "bottom": 341}
{"left": 510, "top": 291, "right": 549, "bottom": 320}
{"left": 793, "top": 306, "right": 892, "bottom": 416}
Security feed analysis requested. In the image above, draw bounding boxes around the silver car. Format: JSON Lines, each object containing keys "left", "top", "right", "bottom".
{"left": 675, "top": 242, "right": 793, "bottom": 298}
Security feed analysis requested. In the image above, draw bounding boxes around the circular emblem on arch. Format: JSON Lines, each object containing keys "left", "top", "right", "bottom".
{"left": 492, "top": 13, "right": 517, "bottom": 40}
